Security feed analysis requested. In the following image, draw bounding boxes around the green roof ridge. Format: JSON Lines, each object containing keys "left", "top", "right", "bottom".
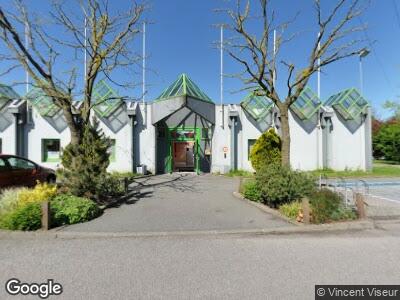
{"left": 155, "top": 73, "right": 213, "bottom": 103}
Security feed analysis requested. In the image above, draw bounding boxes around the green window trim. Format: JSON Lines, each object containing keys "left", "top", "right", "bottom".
{"left": 42, "top": 139, "right": 61, "bottom": 163}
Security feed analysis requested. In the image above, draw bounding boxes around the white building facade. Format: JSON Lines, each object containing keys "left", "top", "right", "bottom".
{"left": 0, "top": 75, "right": 372, "bottom": 174}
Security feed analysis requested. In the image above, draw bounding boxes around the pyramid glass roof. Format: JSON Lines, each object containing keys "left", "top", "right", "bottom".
{"left": 155, "top": 74, "right": 213, "bottom": 103}
{"left": 325, "top": 88, "right": 369, "bottom": 120}
{"left": 26, "top": 87, "right": 60, "bottom": 117}
{"left": 0, "top": 84, "right": 19, "bottom": 110}
{"left": 290, "top": 86, "right": 321, "bottom": 120}
{"left": 92, "top": 80, "right": 123, "bottom": 118}
{"left": 240, "top": 92, "right": 273, "bottom": 120}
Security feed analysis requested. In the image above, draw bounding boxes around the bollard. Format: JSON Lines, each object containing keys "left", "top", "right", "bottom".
{"left": 124, "top": 177, "right": 129, "bottom": 193}
{"left": 355, "top": 193, "right": 366, "bottom": 219}
{"left": 41, "top": 201, "right": 51, "bottom": 230}
{"left": 302, "top": 198, "right": 311, "bottom": 224}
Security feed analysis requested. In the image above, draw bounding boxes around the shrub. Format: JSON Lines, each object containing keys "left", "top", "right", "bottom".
{"left": 96, "top": 175, "right": 125, "bottom": 200}
{"left": 279, "top": 201, "right": 301, "bottom": 220}
{"left": 309, "top": 189, "right": 357, "bottom": 224}
{"left": 109, "top": 171, "right": 137, "bottom": 180}
{"left": 250, "top": 128, "right": 281, "bottom": 172}
{"left": 17, "top": 182, "right": 57, "bottom": 206}
{"left": 0, "top": 202, "right": 42, "bottom": 231}
{"left": 61, "top": 119, "right": 112, "bottom": 201}
{"left": 373, "top": 122, "right": 400, "bottom": 162}
{"left": 242, "top": 179, "right": 262, "bottom": 202}
{"left": 0, "top": 187, "right": 28, "bottom": 215}
{"left": 256, "top": 163, "right": 316, "bottom": 207}
{"left": 226, "top": 169, "right": 254, "bottom": 177}
{"left": 51, "top": 194, "right": 102, "bottom": 226}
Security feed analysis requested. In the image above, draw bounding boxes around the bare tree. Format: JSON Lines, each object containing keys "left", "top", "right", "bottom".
{"left": 223, "top": 0, "right": 367, "bottom": 166}
{"left": 0, "top": 0, "right": 144, "bottom": 144}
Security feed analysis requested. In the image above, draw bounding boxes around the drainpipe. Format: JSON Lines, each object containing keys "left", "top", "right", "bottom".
{"left": 130, "top": 115, "right": 136, "bottom": 173}
{"left": 229, "top": 114, "right": 238, "bottom": 171}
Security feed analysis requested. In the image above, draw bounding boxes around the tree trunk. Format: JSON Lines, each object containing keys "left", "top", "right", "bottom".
{"left": 279, "top": 105, "right": 291, "bottom": 167}
{"left": 62, "top": 106, "right": 82, "bottom": 145}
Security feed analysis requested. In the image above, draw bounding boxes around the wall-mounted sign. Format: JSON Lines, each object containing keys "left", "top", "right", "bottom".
{"left": 223, "top": 146, "right": 228, "bottom": 153}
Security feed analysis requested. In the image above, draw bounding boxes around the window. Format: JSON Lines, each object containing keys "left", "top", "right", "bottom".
{"left": 248, "top": 139, "right": 256, "bottom": 160}
{"left": 42, "top": 139, "right": 61, "bottom": 162}
{"left": 202, "top": 128, "right": 211, "bottom": 140}
{"left": 108, "top": 139, "right": 116, "bottom": 162}
{"left": 0, "top": 158, "right": 7, "bottom": 172}
{"left": 7, "top": 157, "right": 35, "bottom": 170}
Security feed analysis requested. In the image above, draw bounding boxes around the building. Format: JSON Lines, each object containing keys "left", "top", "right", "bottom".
{"left": 0, "top": 74, "right": 372, "bottom": 174}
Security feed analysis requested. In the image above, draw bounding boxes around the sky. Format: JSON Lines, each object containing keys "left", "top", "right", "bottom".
{"left": 1, "top": 0, "right": 399, "bottom": 119}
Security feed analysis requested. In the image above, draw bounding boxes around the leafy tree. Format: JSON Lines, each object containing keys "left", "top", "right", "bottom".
{"left": 374, "top": 123, "right": 400, "bottom": 162}
{"left": 222, "top": 0, "right": 368, "bottom": 166}
{"left": 250, "top": 128, "right": 281, "bottom": 172}
{"left": 383, "top": 101, "right": 400, "bottom": 121}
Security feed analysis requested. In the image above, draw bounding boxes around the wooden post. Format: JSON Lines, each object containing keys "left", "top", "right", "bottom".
{"left": 124, "top": 177, "right": 129, "bottom": 193}
{"left": 238, "top": 177, "right": 243, "bottom": 193}
{"left": 355, "top": 193, "right": 366, "bottom": 219}
{"left": 302, "top": 198, "right": 311, "bottom": 224}
{"left": 41, "top": 201, "right": 50, "bottom": 230}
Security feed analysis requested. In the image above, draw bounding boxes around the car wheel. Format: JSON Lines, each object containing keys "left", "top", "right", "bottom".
{"left": 47, "top": 175, "right": 56, "bottom": 184}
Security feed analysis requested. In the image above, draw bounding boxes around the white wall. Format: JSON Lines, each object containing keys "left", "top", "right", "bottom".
{"left": 0, "top": 111, "right": 16, "bottom": 155}
{"left": 328, "top": 111, "right": 367, "bottom": 171}
{"left": 211, "top": 105, "right": 231, "bottom": 173}
{"left": 137, "top": 103, "right": 156, "bottom": 174}
{"left": 27, "top": 109, "right": 70, "bottom": 169}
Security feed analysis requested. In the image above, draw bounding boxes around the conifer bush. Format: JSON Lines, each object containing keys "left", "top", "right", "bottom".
{"left": 249, "top": 128, "right": 281, "bottom": 172}
{"left": 61, "top": 119, "right": 112, "bottom": 201}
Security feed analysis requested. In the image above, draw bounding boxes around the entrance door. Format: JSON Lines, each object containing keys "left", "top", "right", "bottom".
{"left": 173, "top": 141, "right": 195, "bottom": 171}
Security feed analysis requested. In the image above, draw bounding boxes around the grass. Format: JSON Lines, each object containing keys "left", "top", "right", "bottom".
{"left": 109, "top": 171, "right": 139, "bottom": 179}
{"left": 225, "top": 169, "right": 254, "bottom": 177}
{"left": 309, "top": 162, "right": 400, "bottom": 178}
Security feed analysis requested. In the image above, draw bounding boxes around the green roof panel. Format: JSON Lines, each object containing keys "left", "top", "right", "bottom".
{"left": 240, "top": 92, "right": 273, "bottom": 120}
{"left": 26, "top": 87, "right": 60, "bottom": 117}
{"left": 325, "top": 88, "right": 369, "bottom": 120}
{"left": 92, "top": 80, "right": 123, "bottom": 118}
{"left": 155, "top": 74, "right": 213, "bottom": 103}
{"left": 0, "top": 84, "right": 19, "bottom": 110}
{"left": 291, "top": 86, "right": 321, "bottom": 120}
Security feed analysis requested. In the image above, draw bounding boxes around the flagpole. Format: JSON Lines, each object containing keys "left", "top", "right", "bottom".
{"left": 142, "top": 21, "right": 146, "bottom": 126}
{"left": 220, "top": 25, "right": 224, "bottom": 128}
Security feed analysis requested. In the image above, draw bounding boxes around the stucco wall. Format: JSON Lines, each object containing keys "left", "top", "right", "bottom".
{"left": 0, "top": 109, "right": 16, "bottom": 155}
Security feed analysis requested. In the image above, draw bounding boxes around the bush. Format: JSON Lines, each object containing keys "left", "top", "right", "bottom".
{"left": 17, "top": 182, "right": 57, "bottom": 206}
{"left": 61, "top": 119, "right": 112, "bottom": 201}
{"left": 51, "top": 194, "right": 102, "bottom": 226}
{"left": 250, "top": 128, "right": 281, "bottom": 172}
{"left": 226, "top": 169, "right": 254, "bottom": 177}
{"left": 96, "top": 175, "right": 125, "bottom": 199}
{"left": 0, "top": 187, "right": 28, "bottom": 215}
{"left": 373, "top": 122, "right": 400, "bottom": 162}
{"left": 256, "top": 163, "right": 316, "bottom": 207}
{"left": 0, "top": 202, "right": 42, "bottom": 231}
{"left": 242, "top": 179, "right": 262, "bottom": 202}
{"left": 279, "top": 201, "right": 301, "bottom": 220}
{"left": 309, "top": 189, "right": 356, "bottom": 224}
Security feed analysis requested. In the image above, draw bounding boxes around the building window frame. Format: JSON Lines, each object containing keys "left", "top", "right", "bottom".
{"left": 42, "top": 139, "right": 61, "bottom": 162}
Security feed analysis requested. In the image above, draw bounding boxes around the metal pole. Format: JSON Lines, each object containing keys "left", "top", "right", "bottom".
{"left": 273, "top": 30, "right": 276, "bottom": 86}
{"left": 142, "top": 22, "right": 146, "bottom": 105}
{"left": 84, "top": 17, "right": 87, "bottom": 82}
{"left": 317, "top": 33, "right": 321, "bottom": 99}
{"left": 359, "top": 56, "right": 363, "bottom": 95}
{"left": 220, "top": 25, "right": 224, "bottom": 128}
{"left": 24, "top": 22, "right": 29, "bottom": 94}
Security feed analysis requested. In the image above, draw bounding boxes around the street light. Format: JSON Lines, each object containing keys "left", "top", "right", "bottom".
{"left": 359, "top": 48, "right": 370, "bottom": 95}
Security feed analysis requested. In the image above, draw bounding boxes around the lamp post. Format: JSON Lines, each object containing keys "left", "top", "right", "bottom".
{"left": 359, "top": 48, "right": 370, "bottom": 95}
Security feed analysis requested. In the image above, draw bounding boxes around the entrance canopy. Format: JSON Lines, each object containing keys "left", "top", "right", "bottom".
{"left": 152, "top": 74, "right": 215, "bottom": 125}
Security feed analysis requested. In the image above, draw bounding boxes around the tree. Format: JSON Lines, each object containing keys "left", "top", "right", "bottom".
{"left": 249, "top": 128, "right": 281, "bottom": 172}
{"left": 383, "top": 101, "right": 400, "bottom": 121}
{"left": 374, "top": 123, "right": 400, "bottom": 162}
{"left": 222, "top": 0, "right": 367, "bottom": 166}
{"left": 0, "top": 0, "right": 144, "bottom": 145}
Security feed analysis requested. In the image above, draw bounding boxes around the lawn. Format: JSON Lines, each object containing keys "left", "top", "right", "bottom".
{"left": 309, "top": 161, "right": 400, "bottom": 178}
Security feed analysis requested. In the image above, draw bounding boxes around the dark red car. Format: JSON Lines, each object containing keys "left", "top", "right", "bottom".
{"left": 0, "top": 154, "right": 56, "bottom": 189}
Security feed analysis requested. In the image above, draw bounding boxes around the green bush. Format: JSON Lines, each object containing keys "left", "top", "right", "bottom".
{"left": 96, "top": 175, "right": 125, "bottom": 199}
{"left": 51, "top": 194, "right": 102, "bottom": 226}
{"left": 256, "top": 163, "right": 316, "bottom": 207}
{"left": 250, "top": 128, "right": 281, "bottom": 172}
{"left": 373, "top": 123, "right": 400, "bottom": 162}
{"left": 61, "top": 119, "right": 112, "bottom": 201}
{"left": 279, "top": 201, "right": 301, "bottom": 220}
{"left": 0, "top": 202, "right": 42, "bottom": 231}
{"left": 309, "top": 189, "right": 356, "bottom": 224}
{"left": 0, "top": 188, "right": 28, "bottom": 215}
{"left": 226, "top": 169, "right": 254, "bottom": 177}
{"left": 242, "top": 179, "right": 262, "bottom": 202}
